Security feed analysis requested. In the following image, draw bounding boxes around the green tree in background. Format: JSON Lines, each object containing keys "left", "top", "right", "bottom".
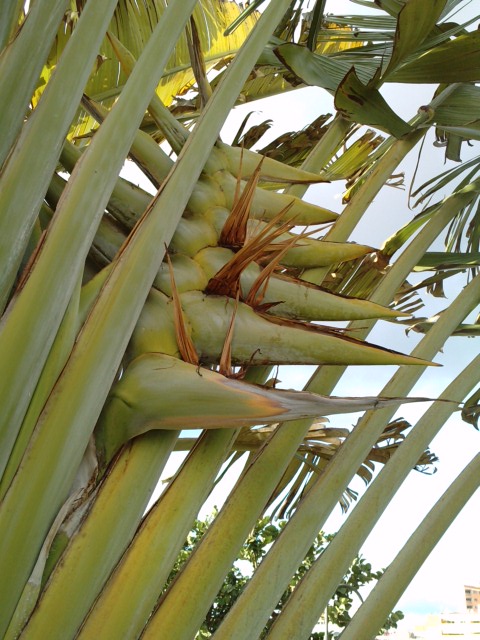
{"left": 171, "top": 515, "right": 404, "bottom": 638}
{"left": 0, "top": 2, "right": 479, "bottom": 639}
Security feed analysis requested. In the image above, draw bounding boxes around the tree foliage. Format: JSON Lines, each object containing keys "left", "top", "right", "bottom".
{"left": 169, "top": 515, "right": 404, "bottom": 639}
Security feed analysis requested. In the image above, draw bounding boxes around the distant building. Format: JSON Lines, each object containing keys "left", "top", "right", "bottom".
{"left": 465, "top": 585, "right": 480, "bottom": 613}
{"left": 440, "top": 611, "right": 480, "bottom": 636}
{"left": 376, "top": 612, "right": 480, "bottom": 638}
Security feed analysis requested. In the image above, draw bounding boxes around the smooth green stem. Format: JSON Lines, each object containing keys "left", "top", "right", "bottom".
{"left": 107, "top": 30, "right": 189, "bottom": 154}
{"left": 0, "top": 275, "right": 82, "bottom": 500}
{"left": 211, "top": 272, "right": 480, "bottom": 640}
{"left": 0, "top": 0, "right": 119, "bottom": 310}
{"left": 266, "top": 354, "right": 480, "bottom": 640}
{"left": 0, "top": 0, "right": 24, "bottom": 49}
{"left": 80, "top": 95, "right": 174, "bottom": 185}
{"left": 78, "top": 429, "right": 239, "bottom": 640}
{"left": 146, "top": 92, "right": 191, "bottom": 154}
{"left": 0, "top": 0, "right": 70, "bottom": 166}
{"left": 172, "top": 438, "right": 263, "bottom": 452}
{"left": 0, "top": 0, "right": 120, "bottom": 477}
{"left": 59, "top": 141, "right": 155, "bottom": 230}
{"left": 339, "top": 453, "right": 480, "bottom": 640}
{"left": 141, "top": 418, "right": 314, "bottom": 640}
{"left": 19, "top": 431, "right": 178, "bottom": 640}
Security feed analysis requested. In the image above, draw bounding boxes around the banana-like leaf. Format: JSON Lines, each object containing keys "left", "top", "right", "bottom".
{"left": 410, "top": 152, "right": 480, "bottom": 207}
{"left": 388, "top": 30, "right": 480, "bottom": 83}
{"left": 381, "top": 194, "right": 477, "bottom": 259}
{"left": 224, "top": 66, "right": 298, "bottom": 105}
{"left": 434, "top": 84, "right": 480, "bottom": 128}
{"left": 210, "top": 20, "right": 367, "bottom": 105}
{"left": 334, "top": 68, "right": 412, "bottom": 137}
{"left": 408, "top": 161, "right": 480, "bottom": 256}
{"left": 273, "top": 42, "right": 374, "bottom": 93}
{"left": 436, "top": 122, "right": 480, "bottom": 142}
{"left": 381, "top": 0, "right": 447, "bottom": 79}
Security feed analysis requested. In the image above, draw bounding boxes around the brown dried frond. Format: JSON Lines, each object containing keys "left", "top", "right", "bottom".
{"left": 235, "top": 120, "right": 273, "bottom": 149}
{"left": 245, "top": 226, "right": 314, "bottom": 308}
{"left": 219, "top": 292, "right": 239, "bottom": 377}
{"left": 369, "top": 418, "right": 438, "bottom": 470}
{"left": 220, "top": 154, "right": 264, "bottom": 249}
{"left": 166, "top": 251, "right": 199, "bottom": 366}
{"left": 204, "top": 262, "right": 243, "bottom": 299}
{"left": 206, "top": 205, "right": 296, "bottom": 298}
{"left": 368, "top": 442, "right": 437, "bottom": 469}
{"left": 258, "top": 114, "right": 331, "bottom": 166}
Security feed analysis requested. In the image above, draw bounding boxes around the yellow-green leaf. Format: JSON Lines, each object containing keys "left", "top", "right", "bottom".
{"left": 382, "top": 0, "right": 447, "bottom": 79}
{"left": 273, "top": 42, "right": 370, "bottom": 93}
{"left": 33, "top": 0, "right": 259, "bottom": 140}
{"left": 388, "top": 31, "right": 480, "bottom": 83}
